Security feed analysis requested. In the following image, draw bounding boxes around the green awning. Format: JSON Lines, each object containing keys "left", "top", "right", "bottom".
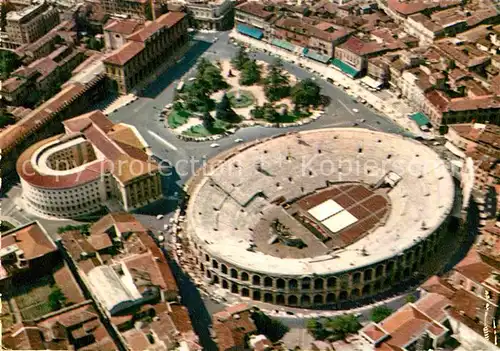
{"left": 331, "top": 58, "right": 359, "bottom": 78}
{"left": 305, "top": 50, "right": 331, "bottom": 63}
{"left": 236, "top": 24, "right": 263, "bottom": 40}
{"left": 410, "top": 112, "right": 431, "bottom": 127}
{"left": 271, "top": 38, "right": 296, "bottom": 51}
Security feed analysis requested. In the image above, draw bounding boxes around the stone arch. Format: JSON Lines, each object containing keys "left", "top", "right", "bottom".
{"left": 364, "top": 269, "right": 373, "bottom": 281}
{"left": 352, "top": 288, "right": 361, "bottom": 297}
{"left": 222, "top": 280, "right": 229, "bottom": 289}
{"left": 241, "top": 288, "right": 250, "bottom": 297}
{"left": 206, "top": 270, "right": 212, "bottom": 279}
{"left": 375, "top": 265, "right": 384, "bottom": 278}
{"left": 288, "top": 295, "right": 298, "bottom": 305}
{"left": 241, "top": 272, "right": 249, "bottom": 281}
{"left": 277, "top": 278, "right": 286, "bottom": 289}
{"left": 327, "top": 277, "right": 337, "bottom": 288}
{"left": 412, "top": 262, "right": 418, "bottom": 273}
{"left": 374, "top": 280, "right": 382, "bottom": 291}
{"left": 313, "top": 294, "right": 323, "bottom": 305}
{"left": 301, "top": 295, "right": 311, "bottom": 305}
{"left": 212, "top": 259, "right": 219, "bottom": 269}
{"left": 353, "top": 272, "right": 362, "bottom": 284}
{"left": 213, "top": 275, "right": 219, "bottom": 284}
{"left": 252, "top": 275, "right": 261, "bottom": 286}
{"left": 200, "top": 263, "right": 205, "bottom": 271}
{"left": 264, "top": 293, "right": 273, "bottom": 303}
{"left": 205, "top": 254, "right": 209, "bottom": 262}
{"left": 221, "top": 264, "right": 228, "bottom": 275}
{"left": 362, "top": 284, "right": 371, "bottom": 296}
{"left": 386, "top": 261, "right": 395, "bottom": 274}
{"left": 264, "top": 277, "right": 273, "bottom": 287}
{"left": 420, "top": 255, "right": 425, "bottom": 265}
{"left": 394, "top": 270, "right": 402, "bottom": 281}
{"left": 276, "top": 294, "right": 285, "bottom": 305}
{"left": 231, "top": 283, "right": 238, "bottom": 294}
{"left": 230, "top": 268, "right": 238, "bottom": 279}
{"left": 314, "top": 278, "right": 324, "bottom": 290}
{"left": 339, "top": 290, "right": 348, "bottom": 300}
{"left": 326, "top": 293, "right": 335, "bottom": 304}
{"left": 415, "top": 246, "right": 421, "bottom": 258}
{"left": 253, "top": 291, "right": 261, "bottom": 301}
{"left": 289, "top": 279, "right": 298, "bottom": 290}
{"left": 302, "top": 277, "right": 311, "bottom": 290}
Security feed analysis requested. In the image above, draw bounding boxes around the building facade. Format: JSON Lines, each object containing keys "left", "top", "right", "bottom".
{"left": 235, "top": 1, "right": 275, "bottom": 34}
{"left": 6, "top": 1, "right": 60, "bottom": 45}
{"left": 16, "top": 111, "right": 163, "bottom": 218}
{"left": 100, "top": 0, "right": 151, "bottom": 21}
{"left": 186, "top": 0, "right": 233, "bottom": 31}
{"left": 103, "top": 12, "right": 189, "bottom": 94}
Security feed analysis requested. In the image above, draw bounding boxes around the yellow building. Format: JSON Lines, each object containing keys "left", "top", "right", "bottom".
{"left": 103, "top": 12, "right": 188, "bottom": 95}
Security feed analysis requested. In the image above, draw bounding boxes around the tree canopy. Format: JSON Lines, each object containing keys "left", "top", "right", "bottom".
{"left": 0, "top": 50, "right": 21, "bottom": 80}
{"left": 291, "top": 78, "right": 321, "bottom": 108}
{"left": 307, "top": 314, "right": 361, "bottom": 341}
{"left": 196, "top": 58, "right": 228, "bottom": 92}
{"left": 239, "top": 59, "right": 261, "bottom": 86}
{"left": 252, "top": 311, "right": 289, "bottom": 342}
{"left": 371, "top": 305, "right": 393, "bottom": 323}
{"left": 216, "top": 93, "right": 240, "bottom": 123}
{"left": 231, "top": 47, "right": 251, "bottom": 71}
{"left": 264, "top": 59, "right": 291, "bottom": 102}
{"left": 183, "top": 80, "right": 214, "bottom": 113}
{"left": 202, "top": 111, "right": 215, "bottom": 130}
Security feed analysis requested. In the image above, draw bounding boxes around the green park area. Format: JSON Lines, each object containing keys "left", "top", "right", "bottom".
{"left": 166, "top": 47, "right": 324, "bottom": 138}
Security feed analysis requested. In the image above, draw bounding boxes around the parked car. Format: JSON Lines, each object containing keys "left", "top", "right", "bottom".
{"left": 234, "top": 138, "right": 244, "bottom": 143}
{"left": 210, "top": 143, "right": 220, "bottom": 148}
{"left": 156, "top": 214, "right": 164, "bottom": 220}
{"left": 352, "top": 108, "right": 359, "bottom": 113}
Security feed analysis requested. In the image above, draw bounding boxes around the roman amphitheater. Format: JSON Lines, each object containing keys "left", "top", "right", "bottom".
{"left": 186, "top": 128, "right": 455, "bottom": 308}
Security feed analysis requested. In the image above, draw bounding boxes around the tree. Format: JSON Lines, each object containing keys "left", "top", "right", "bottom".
{"left": 0, "top": 50, "right": 20, "bottom": 80}
{"left": 405, "top": 295, "right": 417, "bottom": 303}
{"left": 231, "top": 46, "right": 251, "bottom": 70}
{"left": 371, "top": 305, "right": 393, "bottom": 323}
{"left": 87, "top": 36, "right": 103, "bottom": 51}
{"left": 216, "top": 93, "right": 240, "bottom": 123}
{"left": 264, "top": 59, "right": 291, "bottom": 102}
{"left": 0, "top": 113, "right": 15, "bottom": 128}
{"left": 202, "top": 111, "right": 215, "bottom": 130}
{"left": 252, "top": 311, "right": 289, "bottom": 342}
{"left": 239, "top": 59, "right": 261, "bottom": 86}
{"left": 306, "top": 318, "right": 329, "bottom": 340}
{"left": 291, "top": 79, "right": 321, "bottom": 108}
{"left": 196, "top": 58, "right": 228, "bottom": 92}
{"left": 322, "top": 314, "right": 361, "bottom": 341}
{"left": 262, "top": 103, "right": 279, "bottom": 123}
{"left": 48, "top": 287, "right": 67, "bottom": 310}
{"left": 184, "top": 80, "right": 214, "bottom": 112}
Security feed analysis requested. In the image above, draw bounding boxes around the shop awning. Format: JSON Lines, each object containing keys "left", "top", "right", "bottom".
{"left": 331, "top": 58, "right": 359, "bottom": 78}
{"left": 410, "top": 112, "right": 431, "bottom": 127}
{"left": 304, "top": 49, "right": 331, "bottom": 63}
{"left": 271, "top": 38, "right": 296, "bottom": 51}
{"left": 236, "top": 24, "right": 263, "bottom": 40}
{"left": 361, "top": 76, "right": 383, "bottom": 89}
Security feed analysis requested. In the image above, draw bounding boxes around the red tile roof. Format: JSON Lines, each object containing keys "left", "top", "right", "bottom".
{"left": 454, "top": 247, "right": 493, "bottom": 283}
{"left": 340, "top": 36, "right": 387, "bottom": 56}
{"left": 103, "top": 41, "right": 145, "bottom": 66}
{"left": 127, "top": 12, "right": 186, "bottom": 42}
{"left": 1, "top": 222, "right": 57, "bottom": 260}
{"left": 236, "top": 2, "right": 274, "bottom": 20}
{"left": 104, "top": 19, "right": 143, "bottom": 35}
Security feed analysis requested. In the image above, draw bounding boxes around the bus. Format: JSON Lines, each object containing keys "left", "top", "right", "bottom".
{"left": 177, "top": 81, "right": 185, "bottom": 92}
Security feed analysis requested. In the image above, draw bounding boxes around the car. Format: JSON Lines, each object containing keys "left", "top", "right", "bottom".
{"left": 358, "top": 118, "right": 366, "bottom": 123}
{"left": 188, "top": 77, "right": 196, "bottom": 82}
{"left": 352, "top": 99, "right": 358, "bottom": 103}
{"left": 156, "top": 214, "right": 164, "bottom": 220}
{"left": 353, "top": 122, "right": 359, "bottom": 126}
{"left": 210, "top": 143, "right": 220, "bottom": 148}
{"left": 285, "top": 311, "right": 295, "bottom": 315}
{"left": 234, "top": 138, "right": 244, "bottom": 143}
{"left": 352, "top": 108, "right": 359, "bottom": 113}
{"left": 165, "top": 103, "right": 173, "bottom": 109}
{"left": 159, "top": 118, "right": 165, "bottom": 122}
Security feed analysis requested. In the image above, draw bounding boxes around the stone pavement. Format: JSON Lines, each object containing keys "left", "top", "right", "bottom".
{"left": 229, "top": 31, "right": 421, "bottom": 135}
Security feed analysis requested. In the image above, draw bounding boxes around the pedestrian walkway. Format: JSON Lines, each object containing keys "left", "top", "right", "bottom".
{"left": 229, "top": 31, "right": 420, "bottom": 134}
{"left": 103, "top": 94, "right": 138, "bottom": 115}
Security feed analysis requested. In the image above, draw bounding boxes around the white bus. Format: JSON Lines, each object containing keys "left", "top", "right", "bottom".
{"left": 177, "top": 81, "right": 185, "bottom": 92}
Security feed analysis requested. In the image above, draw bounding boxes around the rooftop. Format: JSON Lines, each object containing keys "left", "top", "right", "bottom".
{"left": 187, "top": 129, "right": 454, "bottom": 277}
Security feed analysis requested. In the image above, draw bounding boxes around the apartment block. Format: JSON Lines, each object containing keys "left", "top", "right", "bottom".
{"left": 103, "top": 12, "right": 189, "bottom": 94}
{"left": 6, "top": 1, "right": 60, "bottom": 45}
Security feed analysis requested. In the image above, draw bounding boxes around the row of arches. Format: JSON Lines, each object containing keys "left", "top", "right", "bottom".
{"left": 202, "top": 240, "right": 439, "bottom": 291}
{"left": 195, "top": 227, "right": 443, "bottom": 307}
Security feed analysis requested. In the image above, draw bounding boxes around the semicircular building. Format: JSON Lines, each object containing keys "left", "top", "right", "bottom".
{"left": 186, "top": 128, "right": 455, "bottom": 308}
{"left": 17, "top": 111, "right": 163, "bottom": 219}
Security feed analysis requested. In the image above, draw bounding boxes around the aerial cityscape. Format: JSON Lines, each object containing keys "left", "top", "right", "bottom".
{"left": 0, "top": 0, "right": 499, "bottom": 349}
